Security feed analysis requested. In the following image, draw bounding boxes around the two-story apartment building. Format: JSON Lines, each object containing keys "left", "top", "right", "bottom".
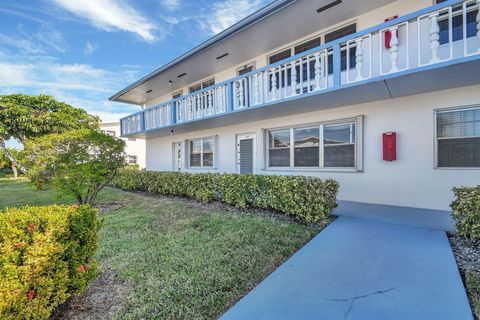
{"left": 100, "top": 122, "right": 146, "bottom": 168}
{"left": 111, "top": 0, "right": 480, "bottom": 214}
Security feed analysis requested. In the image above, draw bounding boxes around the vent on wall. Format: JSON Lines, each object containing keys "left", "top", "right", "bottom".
{"left": 177, "top": 73, "right": 187, "bottom": 78}
{"left": 316, "top": 0, "right": 342, "bottom": 13}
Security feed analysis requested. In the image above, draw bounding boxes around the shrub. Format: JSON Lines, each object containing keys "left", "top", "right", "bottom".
{"left": 0, "top": 205, "right": 99, "bottom": 320}
{"left": 111, "top": 170, "right": 339, "bottom": 222}
{"left": 451, "top": 186, "right": 480, "bottom": 241}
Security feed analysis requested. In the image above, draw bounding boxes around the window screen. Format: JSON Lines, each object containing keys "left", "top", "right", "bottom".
{"left": 269, "top": 49, "right": 292, "bottom": 64}
{"left": 437, "top": 107, "right": 480, "bottom": 167}
{"left": 294, "top": 37, "right": 321, "bottom": 55}
{"left": 189, "top": 137, "right": 215, "bottom": 167}
{"left": 323, "top": 122, "right": 356, "bottom": 168}
{"left": 294, "top": 127, "right": 320, "bottom": 167}
{"left": 269, "top": 130, "right": 290, "bottom": 167}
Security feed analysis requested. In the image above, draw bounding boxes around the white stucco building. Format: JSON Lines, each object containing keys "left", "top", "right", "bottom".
{"left": 100, "top": 122, "right": 146, "bottom": 168}
{"left": 111, "top": 0, "right": 480, "bottom": 213}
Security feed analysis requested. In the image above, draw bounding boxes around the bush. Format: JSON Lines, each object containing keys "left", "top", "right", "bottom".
{"left": 111, "top": 170, "right": 339, "bottom": 222}
{"left": 451, "top": 186, "right": 480, "bottom": 241}
{"left": 0, "top": 205, "right": 99, "bottom": 320}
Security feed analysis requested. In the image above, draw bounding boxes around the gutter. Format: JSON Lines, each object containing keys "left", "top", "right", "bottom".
{"left": 109, "top": 0, "right": 298, "bottom": 104}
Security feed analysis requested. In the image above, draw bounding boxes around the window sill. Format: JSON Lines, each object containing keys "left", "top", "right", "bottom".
{"left": 264, "top": 167, "right": 361, "bottom": 173}
{"left": 434, "top": 166, "right": 480, "bottom": 170}
{"left": 187, "top": 167, "right": 218, "bottom": 171}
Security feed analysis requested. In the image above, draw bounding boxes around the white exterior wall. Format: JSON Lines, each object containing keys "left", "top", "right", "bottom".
{"left": 100, "top": 123, "right": 146, "bottom": 168}
{"left": 145, "top": 85, "right": 480, "bottom": 211}
{"left": 145, "top": 0, "right": 433, "bottom": 108}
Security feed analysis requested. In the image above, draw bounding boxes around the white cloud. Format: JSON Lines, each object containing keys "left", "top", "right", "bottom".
{"left": 161, "top": 0, "right": 180, "bottom": 11}
{"left": 206, "top": 0, "right": 266, "bottom": 34}
{"left": 83, "top": 41, "right": 98, "bottom": 55}
{"left": 0, "top": 60, "right": 143, "bottom": 123}
{"left": 0, "top": 24, "right": 66, "bottom": 54}
{"left": 51, "top": 0, "right": 158, "bottom": 42}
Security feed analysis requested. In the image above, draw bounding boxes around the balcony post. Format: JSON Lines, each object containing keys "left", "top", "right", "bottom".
{"left": 333, "top": 44, "right": 341, "bottom": 88}
{"left": 227, "top": 81, "right": 234, "bottom": 112}
{"left": 140, "top": 111, "right": 145, "bottom": 132}
{"left": 172, "top": 101, "right": 177, "bottom": 125}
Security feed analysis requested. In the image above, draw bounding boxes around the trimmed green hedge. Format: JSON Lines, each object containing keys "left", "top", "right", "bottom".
{"left": 451, "top": 186, "right": 480, "bottom": 241}
{"left": 111, "top": 170, "right": 339, "bottom": 222}
{"left": 0, "top": 205, "right": 99, "bottom": 320}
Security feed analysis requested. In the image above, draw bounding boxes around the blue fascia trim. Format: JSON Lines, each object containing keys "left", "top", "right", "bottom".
{"left": 113, "top": 0, "right": 464, "bottom": 104}
{"left": 110, "top": 0, "right": 298, "bottom": 102}
{"left": 120, "top": 53, "right": 480, "bottom": 136}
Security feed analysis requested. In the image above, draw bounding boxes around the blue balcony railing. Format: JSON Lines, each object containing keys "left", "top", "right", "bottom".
{"left": 121, "top": 0, "right": 480, "bottom": 136}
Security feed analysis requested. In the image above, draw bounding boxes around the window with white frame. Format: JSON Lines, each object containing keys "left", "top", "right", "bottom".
{"left": 267, "top": 118, "right": 359, "bottom": 169}
{"left": 127, "top": 155, "right": 137, "bottom": 164}
{"left": 436, "top": 106, "right": 480, "bottom": 168}
{"left": 189, "top": 136, "right": 215, "bottom": 168}
{"left": 103, "top": 130, "right": 116, "bottom": 137}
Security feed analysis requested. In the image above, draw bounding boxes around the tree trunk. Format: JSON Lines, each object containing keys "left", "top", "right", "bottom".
{"left": 0, "top": 140, "right": 26, "bottom": 174}
{"left": 11, "top": 164, "right": 18, "bottom": 178}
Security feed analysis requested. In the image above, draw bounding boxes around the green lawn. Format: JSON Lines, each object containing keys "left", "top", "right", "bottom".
{"left": 0, "top": 178, "right": 319, "bottom": 319}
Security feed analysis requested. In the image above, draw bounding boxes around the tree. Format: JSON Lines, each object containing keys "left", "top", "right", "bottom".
{"left": 0, "top": 148, "right": 22, "bottom": 178}
{"left": 0, "top": 94, "right": 99, "bottom": 173}
{"left": 24, "top": 129, "right": 126, "bottom": 206}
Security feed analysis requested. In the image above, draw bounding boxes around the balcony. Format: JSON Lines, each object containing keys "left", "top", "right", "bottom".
{"left": 121, "top": 0, "right": 480, "bottom": 137}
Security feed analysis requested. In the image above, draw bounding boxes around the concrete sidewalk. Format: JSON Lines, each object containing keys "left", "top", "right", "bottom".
{"left": 220, "top": 217, "right": 473, "bottom": 320}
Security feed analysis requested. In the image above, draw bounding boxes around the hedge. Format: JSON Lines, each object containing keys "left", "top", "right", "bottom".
{"left": 451, "top": 186, "right": 480, "bottom": 241}
{"left": 111, "top": 170, "right": 339, "bottom": 222}
{"left": 0, "top": 205, "right": 99, "bottom": 320}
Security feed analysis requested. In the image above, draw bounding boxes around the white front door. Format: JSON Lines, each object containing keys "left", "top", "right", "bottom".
{"left": 173, "top": 141, "right": 184, "bottom": 171}
{"left": 236, "top": 133, "right": 256, "bottom": 174}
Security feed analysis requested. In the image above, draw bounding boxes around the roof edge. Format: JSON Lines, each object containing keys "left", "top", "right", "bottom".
{"left": 109, "top": 0, "right": 298, "bottom": 104}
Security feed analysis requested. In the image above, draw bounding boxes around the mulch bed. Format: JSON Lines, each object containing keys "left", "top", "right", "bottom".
{"left": 51, "top": 270, "right": 133, "bottom": 320}
{"left": 448, "top": 233, "right": 480, "bottom": 320}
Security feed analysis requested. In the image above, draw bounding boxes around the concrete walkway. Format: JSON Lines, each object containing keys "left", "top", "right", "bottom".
{"left": 220, "top": 217, "right": 473, "bottom": 320}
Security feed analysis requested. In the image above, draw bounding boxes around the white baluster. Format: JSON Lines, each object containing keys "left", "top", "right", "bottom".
{"left": 253, "top": 74, "right": 259, "bottom": 104}
{"left": 291, "top": 61, "right": 298, "bottom": 96}
{"left": 355, "top": 38, "right": 364, "bottom": 81}
{"left": 314, "top": 52, "right": 321, "bottom": 90}
{"left": 240, "top": 79, "right": 245, "bottom": 107}
{"left": 217, "top": 87, "right": 222, "bottom": 113}
{"left": 389, "top": 27, "right": 399, "bottom": 72}
{"left": 208, "top": 90, "right": 213, "bottom": 115}
{"left": 429, "top": 13, "right": 440, "bottom": 63}
{"left": 271, "top": 69, "right": 277, "bottom": 100}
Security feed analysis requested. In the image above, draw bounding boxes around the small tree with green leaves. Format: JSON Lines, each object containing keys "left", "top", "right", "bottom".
{"left": 0, "top": 94, "right": 99, "bottom": 173}
{"left": 0, "top": 148, "right": 22, "bottom": 178}
{"left": 24, "top": 129, "right": 126, "bottom": 205}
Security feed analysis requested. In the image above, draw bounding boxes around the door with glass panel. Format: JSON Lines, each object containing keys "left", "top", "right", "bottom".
{"left": 237, "top": 133, "right": 256, "bottom": 174}
{"left": 173, "top": 141, "right": 184, "bottom": 171}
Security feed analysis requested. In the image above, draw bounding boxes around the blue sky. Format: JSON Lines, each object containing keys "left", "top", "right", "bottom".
{"left": 0, "top": 0, "right": 271, "bottom": 127}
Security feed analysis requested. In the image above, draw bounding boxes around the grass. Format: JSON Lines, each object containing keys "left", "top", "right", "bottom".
{"left": 0, "top": 178, "right": 319, "bottom": 319}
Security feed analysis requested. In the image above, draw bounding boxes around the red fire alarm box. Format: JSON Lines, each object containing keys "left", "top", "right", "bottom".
{"left": 383, "top": 132, "right": 396, "bottom": 161}
{"left": 384, "top": 16, "right": 399, "bottom": 49}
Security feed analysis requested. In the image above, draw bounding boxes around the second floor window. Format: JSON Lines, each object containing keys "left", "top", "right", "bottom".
{"left": 325, "top": 23, "right": 357, "bottom": 74}
{"left": 189, "top": 78, "right": 215, "bottom": 94}
{"left": 436, "top": 2, "right": 478, "bottom": 45}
